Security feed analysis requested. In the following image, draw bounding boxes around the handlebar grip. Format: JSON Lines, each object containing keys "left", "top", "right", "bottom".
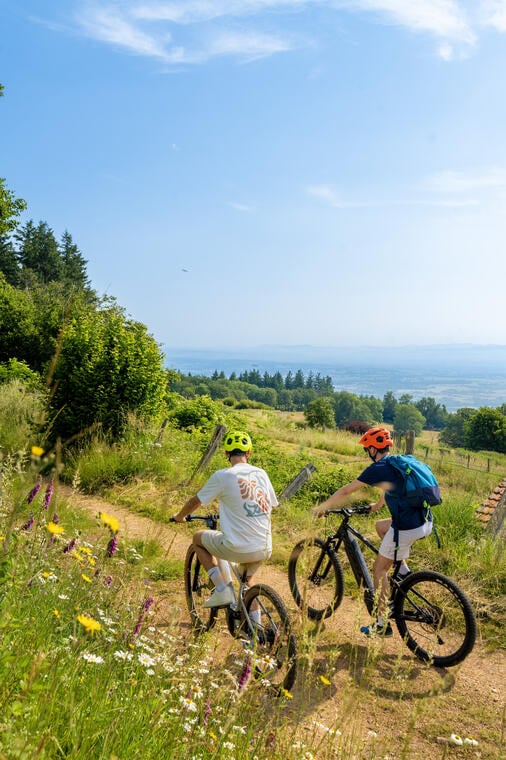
{"left": 354, "top": 505, "right": 371, "bottom": 515}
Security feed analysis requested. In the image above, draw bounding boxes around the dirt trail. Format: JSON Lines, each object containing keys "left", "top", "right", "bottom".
{"left": 66, "top": 487, "right": 505, "bottom": 759}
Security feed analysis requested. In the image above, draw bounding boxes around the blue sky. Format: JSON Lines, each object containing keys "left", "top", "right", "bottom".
{"left": 1, "top": 1, "right": 506, "bottom": 354}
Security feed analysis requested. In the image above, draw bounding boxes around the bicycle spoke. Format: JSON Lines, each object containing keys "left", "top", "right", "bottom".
{"left": 243, "top": 584, "right": 297, "bottom": 693}
{"left": 394, "top": 571, "right": 476, "bottom": 667}
{"left": 288, "top": 538, "right": 343, "bottom": 620}
{"left": 184, "top": 546, "right": 218, "bottom": 633}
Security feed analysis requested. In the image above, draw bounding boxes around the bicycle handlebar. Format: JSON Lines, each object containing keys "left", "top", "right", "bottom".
{"left": 323, "top": 505, "right": 371, "bottom": 517}
{"left": 170, "top": 514, "right": 220, "bottom": 529}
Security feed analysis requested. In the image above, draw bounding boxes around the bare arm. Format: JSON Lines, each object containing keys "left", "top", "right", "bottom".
{"left": 173, "top": 494, "right": 202, "bottom": 522}
{"left": 312, "top": 479, "right": 366, "bottom": 517}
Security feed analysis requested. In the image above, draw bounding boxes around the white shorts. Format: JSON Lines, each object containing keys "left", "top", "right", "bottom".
{"left": 379, "top": 522, "right": 433, "bottom": 561}
{"left": 200, "top": 530, "right": 271, "bottom": 575}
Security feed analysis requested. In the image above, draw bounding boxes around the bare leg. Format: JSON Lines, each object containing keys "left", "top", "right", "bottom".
{"left": 376, "top": 518, "right": 409, "bottom": 575}
{"left": 372, "top": 553, "right": 394, "bottom": 620}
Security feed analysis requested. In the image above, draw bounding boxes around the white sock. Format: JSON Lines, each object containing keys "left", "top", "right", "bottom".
{"left": 377, "top": 616, "right": 384, "bottom": 628}
{"left": 208, "top": 566, "right": 226, "bottom": 592}
{"left": 399, "top": 563, "right": 410, "bottom": 576}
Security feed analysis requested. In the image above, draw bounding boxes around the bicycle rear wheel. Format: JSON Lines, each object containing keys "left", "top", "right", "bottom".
{"left": 288, "top": 538, "right": 344, "bottom": 620}
{"left": 394, "top": 570, "right": 476, "bottom": 668}
{"left": 242, "top": 584, "right": 297, "bottom": 693}
{"left": 184, "top": 546, "right": 218, "bottom": 633}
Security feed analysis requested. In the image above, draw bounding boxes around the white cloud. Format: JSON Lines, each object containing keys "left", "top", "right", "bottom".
{"left": 227, "top": 201, "right": 255, "bottom": 212}
{"left": 427, "top": 168, "right": 506, "bottom": 193}
{"left": 63, "top": 1, "right": 487, "bottom": 64}
{"left": 480, "top": 0, "right": 506, "bottom": 31}
{"left": 306, "top": 184, "right": 370, "bottom": 208}
{"left": 76, "top": 5, "right": 171, "bottom": 60}
{"left": 343, "top": 1, "right": 475, "bottom": 43}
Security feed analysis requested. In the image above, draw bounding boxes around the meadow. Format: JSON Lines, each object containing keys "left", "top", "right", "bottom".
{"left": 1, "top": 407, "right": 505, "bottom": 759}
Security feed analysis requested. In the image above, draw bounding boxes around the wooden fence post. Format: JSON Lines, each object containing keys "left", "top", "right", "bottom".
{"left": 405, "top": 430, "right": 415, "bottom": 454}
{"left": 279, "top": 464, "right": 317, "bottom": 501}
{"left": 185, "top": 424, "right": 227, "bottom": 485}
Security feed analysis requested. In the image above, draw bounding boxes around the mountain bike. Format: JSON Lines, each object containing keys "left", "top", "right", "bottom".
{"left": 288, "top": 506, "right": 476, "bottom": 668}
{"left": 174, "top": 514, "right": 297, "bottom": 692}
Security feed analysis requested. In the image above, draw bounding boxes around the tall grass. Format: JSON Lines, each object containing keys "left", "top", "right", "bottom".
{"left": 1, "top": 407, "right": 505, "bottom": 757}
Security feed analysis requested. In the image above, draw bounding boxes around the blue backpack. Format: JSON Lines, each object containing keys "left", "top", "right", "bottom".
{"left": 384, "top": 454, "right": 442, "bottom": 532}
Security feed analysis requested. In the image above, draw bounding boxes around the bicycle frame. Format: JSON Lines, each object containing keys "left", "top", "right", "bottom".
{"left": 178, "top": 514, "right": 275, "bottom": 640}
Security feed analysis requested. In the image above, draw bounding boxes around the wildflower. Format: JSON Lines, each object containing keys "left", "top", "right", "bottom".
{"left": 281, "top": 688, "right": 293, "bottom": 699}
{"left": 53, "top": 609, "right": 60, "bottom": 619}
{"left": 450, "top": 734, "right": 463, "bottom": 746}
{"left": 464, "top": 737, "right": 479, "bottom": 746}
{"left": 31, "top": 446, "right": 45, "bottom": 458}
{"left": 138, "top": 653, "right": 155, "bottom": 668}
{"left": 81, "top": 574, "right": 92, "bottom": 583}
{"left": 179, "top": 696, "right": 198, "bottom": 713}
{"left": 223, "top": 742, "right": 235, "bottom": 751}
{"left": 104, "top": 575, "right": 113, "bottom": 587}
{"left": 319, "top": 675, "right": 332, "bottom": 685}
{"left": 368, "top": 730, "right": 378, "bottom": 738}
{"left": 52, "top": 513, "right": 59, "bottom": 523}
{"left": 44, "top": 481, "right": 54, "bottom": 510}
{"left": 99, "top": 512, "right": 120, "bottom": 533}
{"left": 107, "top": 534, "right": 118, "bottom": 558}
{"left": 58, "top": 593, "right": 69, "bottom": 600}
{"left": 47, "top": 522, "right": 64, "bottom": 535}
{"left": 22, "top": 514, "right": 35, "bottom": 531}
{"left": 114, "top": 650, "right": 133, "bottom": 661}
{"left": 237, "top": 657, "right": 252, "bottom": 692}
{"left": 77, "top": 614, "right": 101, "bottom": 635}
{"left": 82, "top": 653, "right": 104, "bottom": 664}
{"left": 63, "top": 538, "right": 77, "bottom": 554}
{"left": 27, "top": 480, "right": 42, "bottom": 504}
{"left": 131, "top": 597, "right": 155, "bottom": 640}
{"left": 203, "top": 701, "right": 212, "bottom": 726}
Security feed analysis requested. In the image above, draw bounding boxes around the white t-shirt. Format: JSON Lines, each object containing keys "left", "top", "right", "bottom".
{"left": 197, "top": 463, "right": 278, "bottom": 554}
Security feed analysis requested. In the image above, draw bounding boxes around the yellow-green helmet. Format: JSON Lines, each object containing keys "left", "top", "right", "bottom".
{"left": 224, "top": 430, "right": 252, "bottom": 453}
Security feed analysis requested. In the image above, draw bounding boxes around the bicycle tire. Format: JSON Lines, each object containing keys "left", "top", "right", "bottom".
{"left": 242, "top": 584, "right": 297, "bottom": 693}
{"left": 288, "top": 538, "right": 344, "bottom": 620}
{"left": 184, "top": 546, "right": 218, "bottom": 633}
{"left": 393, "top": 570, "right": 476, "bottom": 668}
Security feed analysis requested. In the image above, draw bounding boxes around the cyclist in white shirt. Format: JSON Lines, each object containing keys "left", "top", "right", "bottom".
{"left": 173, "top": 430, "right": 278, "bottom": 608}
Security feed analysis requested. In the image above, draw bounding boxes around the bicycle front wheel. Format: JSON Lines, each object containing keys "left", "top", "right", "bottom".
{"left": 184, "top": 546, "right": 218, "bottom": 634}
{"left": 288, "top": 538, "right": 344, "bottom": 620}
{"left": 243, "top": 584, "right": 297, "bottom": 693}
{"left": 394, "top": 570, "right": 476, "bottom": 668}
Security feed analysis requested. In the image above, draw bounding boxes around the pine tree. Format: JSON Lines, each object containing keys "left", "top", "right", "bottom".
{"left": 0, "top": 234, "right": 19, "bottom": 285}
{"left": 59, "top": 230, "right": 90, "bottom": 290}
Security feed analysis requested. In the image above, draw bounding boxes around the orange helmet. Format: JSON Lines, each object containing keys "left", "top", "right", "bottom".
{"left": 358, "top": 427, "right": 393, "bottom": 450}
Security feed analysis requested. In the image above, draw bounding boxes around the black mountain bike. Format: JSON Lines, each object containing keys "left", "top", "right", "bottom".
{"left": 288, "top": 506, "right": 476, "bottom": 668}
{"left": 176, "top": 514, "right": 297, "bottom": 692}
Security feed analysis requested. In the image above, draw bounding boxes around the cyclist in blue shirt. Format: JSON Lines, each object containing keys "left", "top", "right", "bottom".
{"left": 312, "top": 427, "right": 432, "bottom": 637}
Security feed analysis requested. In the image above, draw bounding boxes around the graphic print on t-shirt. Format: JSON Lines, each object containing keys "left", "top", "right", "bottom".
{"left": 238, "top": 474, "right": 270, "bottom": 516}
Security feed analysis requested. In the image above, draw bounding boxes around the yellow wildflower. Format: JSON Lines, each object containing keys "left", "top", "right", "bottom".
{"left": 281, "top": 689, "right": 293, "bottom": 698}
{"left": 77, "top": 614, "right": 101, "bottom": 635}
{"left": 53, "top": 609, "right": 60, "bottom": 619}
{"left": 31, "top": 445, "right": 45, "bottom": 457}
{"left": 87, "top": 556, "right": 96, "bottom": 567}
{"left": 81, "top": 573, "right": 92, "bottom": 583}
{"left": 47, "top": 522, "right": 64, "bottom": 535}
{"left": 99, "top": 512, "right": 120, "bottom": 533}
{"left": 319, "top": 675, "right": 332, "bottom": 685}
